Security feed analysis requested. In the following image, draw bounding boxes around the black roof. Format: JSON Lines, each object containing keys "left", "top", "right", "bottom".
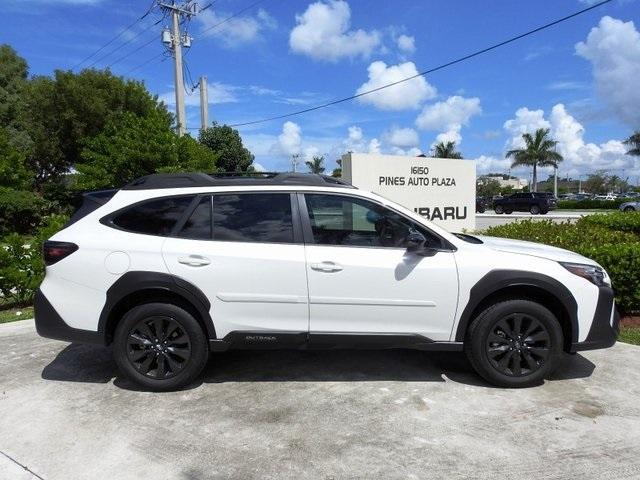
{"left": 122, "top": 172, "right": 354, "bottom": 190}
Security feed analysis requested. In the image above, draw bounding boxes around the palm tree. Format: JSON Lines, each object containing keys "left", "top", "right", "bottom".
{"left": 624, "top": 131, "right": 640, "bottom": 156}
{"left": 506, "top": 128, "right": 563, "bottom": 192}
{"left": 431, "top": 141, "right": 463, "bottom": 159}
{"left": 305, "top": 155, "right": 325, "bottom": 174}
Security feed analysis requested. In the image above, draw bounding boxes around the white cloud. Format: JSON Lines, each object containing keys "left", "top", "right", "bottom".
{"left": 252, "top": 162, "right": 266, "bottom": 172}
{"left": 575, "top": 16, "right": 640, "bottom": 126}
{"left": 415, "top": 96, "right": 481, "bottom": 147}
{"left": 476, "top": 155, "right": 513, "bottom": 175}
{"left": 356, "top": 61, "right": 436, "bottom": 110}
{"left": 274, "top": 121, "right": 302, "bottom": 156}
{"left": 368, "top": 138, "right": 381, "bottom": 154}
{"left": 343, "top": 125, "right": 366, "bottom": 152}
{"left": 396, "top": 34, "right": 415, "bottom": 54}
{"left": 289, "top": 0, "right": 380, "bottom": 62}
{"left": 159, "top": 83, "right": 238, "bottom": 107}
{"left": 502, "top": 103, "right": 637, "bottom": 178}
{"left": 503, "top": 107, "right": 550, "bottom": 149}
{"left": 385, "top": 127, "right": 419, "bottom": 148}
{"left": 198, "top": 8, "right": 276, "bottom": 46}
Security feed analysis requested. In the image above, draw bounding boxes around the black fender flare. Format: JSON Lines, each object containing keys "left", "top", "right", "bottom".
{"left": 98, "top": 271, "right": 215, "bottom": 341}
{"left": 454, "top": 270, "right": 578, "bottom": 344}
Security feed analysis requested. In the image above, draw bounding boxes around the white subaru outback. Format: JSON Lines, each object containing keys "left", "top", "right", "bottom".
{"left": 35, "top": 173, "right": 619, "bottom": 391}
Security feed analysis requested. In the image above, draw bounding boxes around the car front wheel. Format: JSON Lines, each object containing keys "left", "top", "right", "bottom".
{"left": 494, "top": 205, "right": 504, "bottom": 214}
{"left": 530, "top": 205, "right": 541, "bottom": 214}
{"left": 114, "top": 303, "right": 209, "bottom": 391}
{"left": 624, "top": 206, "right": 635, "bottom": 212}
{"left": 464, "top": 299, "right": 563, "bottom": 388}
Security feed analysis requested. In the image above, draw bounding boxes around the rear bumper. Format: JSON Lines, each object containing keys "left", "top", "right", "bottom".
{"left": 34, "top": 289, "right": 103, "bottom": 344}
{"left": 571, "top": 286, "right": 619, "bottom": 352}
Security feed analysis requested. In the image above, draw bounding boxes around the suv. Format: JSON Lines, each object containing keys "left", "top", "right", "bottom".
{"left": 493, "top": 192, "right": 557, "bottom": 214}
{"left": 35, "top": 173, "right": 618, "bottom": 390}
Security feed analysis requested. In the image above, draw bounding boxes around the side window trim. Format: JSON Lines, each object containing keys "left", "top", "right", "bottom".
{"left": 170, "top": 194, "right": 209, "bottom": 238}
{"left": 298, "top": 191, "right": 454, "bottom": 251}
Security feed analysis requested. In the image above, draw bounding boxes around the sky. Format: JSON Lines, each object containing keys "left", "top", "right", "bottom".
{"left": 3, "top": 0, "right": 640, "bottom": 182}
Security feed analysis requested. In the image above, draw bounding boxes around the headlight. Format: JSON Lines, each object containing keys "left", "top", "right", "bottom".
{"left": 560, "top": 262, "right": 610, "bottom": 287}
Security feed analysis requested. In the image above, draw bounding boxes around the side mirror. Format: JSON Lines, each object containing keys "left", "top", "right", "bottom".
{"left": 405, "top": 230, "right": 438, "bottom": 257}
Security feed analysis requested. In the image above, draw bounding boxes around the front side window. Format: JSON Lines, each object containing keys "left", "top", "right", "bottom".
{"left": 304, "top": 194, "right": 442, "bottom": 248}
{"left": 111, "top": 196, "right": 194, "bottom": 236}
{"left": 212, "top": 193, "right": 294, "bottom": 243}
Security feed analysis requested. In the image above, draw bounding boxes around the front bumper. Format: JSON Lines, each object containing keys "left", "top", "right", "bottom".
{"left": 571, "top": 286, "right": 619, "bottom": 352}
{"left": 34, "top": 289, "right": 103, "bottom": 344}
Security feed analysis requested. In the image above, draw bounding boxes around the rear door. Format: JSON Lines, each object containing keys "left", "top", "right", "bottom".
{"left": 161, "top": 192, "right": 309, "bottom": 340}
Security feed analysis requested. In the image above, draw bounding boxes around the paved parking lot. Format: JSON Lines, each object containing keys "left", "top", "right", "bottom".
{"left": 2, "top": 319, "right": 640, "bottom": 480}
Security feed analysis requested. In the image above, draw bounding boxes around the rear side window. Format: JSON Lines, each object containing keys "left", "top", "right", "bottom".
{"left": 111, "top": 196, "right": 194, "bottom": 236}
{"left": 212, "top": 193, "right": 293, "bottom": 243}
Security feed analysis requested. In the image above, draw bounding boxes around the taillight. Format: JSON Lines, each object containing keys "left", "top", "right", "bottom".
{"left": 43, "top": 241, "right": 78, "bottom": 266}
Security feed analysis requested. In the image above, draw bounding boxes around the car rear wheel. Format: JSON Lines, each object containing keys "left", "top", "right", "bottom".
{"left": 530, "top": 205, "right": 541, "bottom": 214}
{"left": 114, "top": 303, "right": 209, "bottom": 391}
{"left": 504, "top": 208, "right": 513, "bottom": 214}
{"left": 494, "top": 205, "right": 504, "bottom": 214}
{"left": 464, "top": 299, "right": 563, "bottom": 388}
{"left": 624, "top": 206, "right": 635, "bottom": 212}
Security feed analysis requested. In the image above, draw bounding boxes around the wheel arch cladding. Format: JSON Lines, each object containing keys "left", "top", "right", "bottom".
{"left": 455, "top": 270, "right": 578, "bottom": 352}
{"left": 98, "top": 271, "right": 216, "bottom": 344}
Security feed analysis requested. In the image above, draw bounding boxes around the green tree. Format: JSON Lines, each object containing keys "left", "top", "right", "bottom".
{"left": 25, "top": 68, "right": 171, "bottom": 184}
{"left": 431, "top": 141, "right": 463, "bottom": 159}
{"left": 331, "top": 158, "right": 342, "bottom": 178}
{"left": 164, "top": 135, "right": 220, "bottom": 174}
{"left": 476, "top": 178, "right": 501, "bottom": 198}
{"left": 305, "top": 155, "right": 325, "bottom": 174}
{"left": 0, "top": 128, "right": 32, "bottom": 189}
{"left": 0, "top": 45, "right": 30, "bottom": 149}
{"left": 506, "top": 128, "right": 563, "bottom": 192}
{"left": 624, "top": 131, "right": 640, "bottom": 156}
{"left": 199, "top": 123, "right": 254, "bottom": 172}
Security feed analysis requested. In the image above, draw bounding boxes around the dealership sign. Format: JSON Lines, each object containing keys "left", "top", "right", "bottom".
{"left": 342, "top": 153, "right": 476, "bottom": 231}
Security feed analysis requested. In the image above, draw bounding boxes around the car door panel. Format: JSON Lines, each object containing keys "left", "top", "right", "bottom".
{"left": 301, "top": 193, "right": 459, "bottom": 341}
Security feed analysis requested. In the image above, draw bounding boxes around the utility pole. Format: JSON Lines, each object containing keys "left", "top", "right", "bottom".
{"left": 554, "top": 165, "right": 558, "bottom": 198}
{"left": 199, "top": 75, "right": 208, "bottom": 130}
{"left": 159, "top": 1, "right": 197, "bottom": 136}
{"left": 292, "top": 154, "right": 300, "bottom": 173}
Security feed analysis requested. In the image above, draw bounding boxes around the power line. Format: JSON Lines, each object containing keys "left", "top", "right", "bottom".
{"left": 227, "top": 0, "right": 612, "bottom": 128}
{"left": 200, "top": 0, "right": 269, "bottom": 35}
{"left": 86, "top": 16, "right": 165, "bottom": 70}
{"left": 122, "top": 0, "right": 269, "bottom": 76}
{"left": 72, "top": 2, "right": 157, "bottom": 70}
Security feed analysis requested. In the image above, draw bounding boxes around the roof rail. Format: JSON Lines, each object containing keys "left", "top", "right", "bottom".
{"left": 121, "top": 172, "right": 355, "bottom": 190}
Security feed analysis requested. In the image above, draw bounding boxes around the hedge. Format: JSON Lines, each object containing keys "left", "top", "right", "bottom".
{"left": 482, "top": 217, "right": 640, "bottom": 314}
{"left": 0, "top": 187, "right": 49, "bottom": 236}
{"left": 0, "top": 215, "right": 68, "bottom": 308}
{"left": 557, "top": 199, "right": 634, "bottom": 210}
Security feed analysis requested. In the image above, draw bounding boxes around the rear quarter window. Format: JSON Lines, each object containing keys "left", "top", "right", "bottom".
{"left": 108, "top": 196, "right": 195, "bottom": 236}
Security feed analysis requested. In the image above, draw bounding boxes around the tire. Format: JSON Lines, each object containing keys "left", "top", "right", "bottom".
{"left": 464, "top": 299, "right": 563, "bottom": 388}
{"left": 540, "top": 209, "right": 549, "bottom": 215}
{"left": 504, "top": 209, "right": 513, "bottom": 215}
{"left": 494, "top": 205, "right": 504, "bottom": 214}
{"left": 624, "top": 206, "right": 635, "bottom": 212}
{"left": 530, "top": 205, "right": 541, "bottom": 215}
{"left": 477, "top": 207, "right": 486, "bottom": 214}
{"left": 113, "top": 303, "right": 209, "bottom": 391}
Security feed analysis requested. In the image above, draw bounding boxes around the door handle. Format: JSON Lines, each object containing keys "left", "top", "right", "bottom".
{"left": 310, "top": 261, "right": 343, "bottom": 273}
{"left": 177, "top": 255, "right": 211, "bottom": 267}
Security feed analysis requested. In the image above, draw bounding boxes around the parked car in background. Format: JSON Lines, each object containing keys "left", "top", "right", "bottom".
{"left": 476, "top": 197, "right": 487, "bottom": 213}
{"left": 493, "top": 192, "right": 557, "bottom": 215}
{"left": 620, "top": 201, "right": 640, "bottom": 212}
{"left": 595, "top": 194, "right": 617, "bottom": 201}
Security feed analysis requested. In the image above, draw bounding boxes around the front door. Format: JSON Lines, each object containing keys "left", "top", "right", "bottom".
{"left": 162, "top": 192, "right": 309, "bottom": 340}
{"left": 300, "top": 193, "right": 459, "bottom": 341}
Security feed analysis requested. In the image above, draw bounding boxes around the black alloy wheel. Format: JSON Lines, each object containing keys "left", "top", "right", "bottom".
{"left": 126, "top": 316, "right": 192, "bottom": 380}
{"left": 530, "top": 205, "right": 541, "bottom": 214}
{"left": 485, "top": 313, "right": 550, "bottom": 377}
{"left": 495, "top": 205, "right": 504, "bottom": 214}
{"left": 624, "top": 206, "right": 635, "bottom": 212}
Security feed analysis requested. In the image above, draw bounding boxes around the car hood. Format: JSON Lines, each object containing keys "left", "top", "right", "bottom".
{"left": 474, "top": 235, "right": 598, "bottom": 265}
